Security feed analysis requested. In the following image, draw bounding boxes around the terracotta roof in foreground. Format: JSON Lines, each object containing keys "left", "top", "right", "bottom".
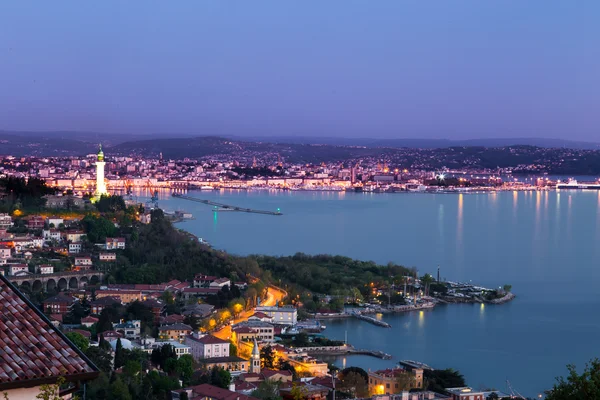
{"left": 0, "top": 274, "right": 98, "bottom": 390}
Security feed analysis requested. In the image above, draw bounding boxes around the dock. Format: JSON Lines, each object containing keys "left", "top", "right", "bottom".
{"left": 351, "top": 312, "right": 391, "bottom": 328}
{"left": 172, "top": 193, "right": 283, "bottom": 215}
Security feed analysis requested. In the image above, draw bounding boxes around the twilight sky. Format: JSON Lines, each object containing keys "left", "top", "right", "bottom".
{"left": 0, "top": 1, "right": 598, "bottom": 140}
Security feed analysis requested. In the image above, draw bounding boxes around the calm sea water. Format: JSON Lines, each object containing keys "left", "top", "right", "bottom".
{"left": 159, "top": 189, "right": 600, "bottom": 397}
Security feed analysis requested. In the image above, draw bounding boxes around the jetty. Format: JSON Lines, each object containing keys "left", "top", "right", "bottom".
{"left": 172, "top": 193, "right": 283, "bottom": 215}
{"left": 351, "top": 312, "right": 391, "bottom": 328}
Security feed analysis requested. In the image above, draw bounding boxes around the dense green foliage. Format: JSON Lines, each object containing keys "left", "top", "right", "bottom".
{"left": 254, "top": 254, "right": 413, "bottom": 296}
{"left": 424, "top": 369, "right": 466, "bottom": 393}
{"left": 82, "top": 214, "right": 118, "bottom": 243}
{"left": 65, "top": 331, "right": 89, "bottom": 352}
{"left": 0, "top": 177, "right": 56, "bottom": 212}
{"left": 95, "top": 194, "right": 127, "bottom": 213}
{"left": 546, "top": 358, "right": 600, "bottom": 400}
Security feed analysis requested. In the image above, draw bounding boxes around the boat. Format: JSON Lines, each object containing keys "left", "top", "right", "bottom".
{"left": 199, "top": 186, "right": 215, "bottom": 190}
{"left": 556, "top": 179, "right": 600, "bottom": 190}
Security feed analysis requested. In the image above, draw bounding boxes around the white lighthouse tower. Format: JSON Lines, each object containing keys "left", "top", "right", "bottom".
{"left": 95, "top": 144, "right": 107, "bottom": 198}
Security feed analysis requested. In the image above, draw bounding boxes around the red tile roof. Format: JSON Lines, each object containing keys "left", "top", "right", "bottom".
{"left": 187, "top": 334, "right": 229, "bottom": 345}
{"left": 0, "top": 274, "right": 98, "bottom": 390}
{"left": 182, "top": 383, "right": 258, "bottom": 400}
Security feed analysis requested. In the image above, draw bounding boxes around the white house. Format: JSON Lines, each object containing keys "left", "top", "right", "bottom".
{"left": 0, "top": 245, "right": 11, "bottom": 259}
{"left": 184, "top": 333, "right": 230, "bottom": 361}
{"left": 112, "top": 320, "right": 142, "bottom": 340}
{"left": 46, "top": 216, "right": 64, "bottom": 227}
{"left": 74, "top": 256, "right": 93, "bottom": 266}
{"left": 43, "top": 229, "right": 62, "bottom": 242}
{"left": 37, "top": 264, "right": 54, "bottom": 274}
{"left": 69, "top": 242, "right": 83, "bottom": 254}
{"left": 0, "top": 213, "right": 13, "bottom": 229}
{"left": 99, "top": 252, "right": 117, "bottom": 261}
{"left": 9, "top": 264, "right": 28, "bottom": 276}
{"left": 255, "top": 306, "right": 298, "bottom": 325}
{"left": 106, "top": 237, "right": 126, "bottom": 250}
{"left": 209, "top": 278, "right": 231, "bottom": 288}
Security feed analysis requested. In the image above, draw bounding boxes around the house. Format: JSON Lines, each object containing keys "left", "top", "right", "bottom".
{"left": 445, "top": 387, "right": 485, "bottom": 400}
{"left": 368, "top": 367, "right": 424, "bottom": 395}
{"left": 248, "top": 312, "right": 273, "bottom": 323}
{"left": 255, "top": 306, "right": 298, "bottom": 325}
{"left": 182, "top": 287, "right": 220, "bottom": 300}
{"left": 173, "top": 384, "right": 258, "bottom": 400}
{"left": 280, "top": 383, "right": 330, "bottom": 400}
{"left": 160, "top": 314, "right": 186, "bottom": 325}
{"left": 99, "top": 252, "right": 116, "bottom": 261}
{"left": 100, "top": 330, "right": 123, "bottom": 341}
{"left": 113, "top": 320, "right": 142, "bottom": 339}
{"left": 27, "top": 215, "right": 45, "bottom": 229}
{"left": 74, "top": 256, "right": 93, "bottom": 266}
{"left": 96, "top": 289, "right": 142, "bottom": 304}
{"left": 0, "top": 274, "right": 98, "bottom": 399}
{"left": 0, "top": 245, "right": 11, "bottom": 259}
{"left": 45, "top": 195, "right": 86, "bottom": 209}
{"left": 0, "top": 213, "right": 13, "bottom": 229}
{"left": 139, "top": 212, "right": 152, "bottom": 224}
{"left": 69, "top": 242, "right": 83, "bottom": 254}
{"left": 209, "top": 277, "right": 231, "bottom": 288}
{"left": 185, "top": 333, "right": 230, "bottom": 360}
{"left": 193, "top": 274, "right": 217, "bottom": 287}
{"left": 158, "top": 323, "right": 193, "bottom": 341}
{"left": 8, "top": 264, "right": 28, "bottom": 276}
{"left": 65, "top": 230, "right": 86, "bottom": 242}
{"left": 46, "top": 216, "right": 64, "bottom": 227}
{"left": 81, "top": 315, "right": 99, "bottom": 328}
{"left": 90, "top": 296, "right": 121, "bottom": 314}
{"left": 37, "top": 264, "right": 54, "bottom": 274}
{"left": 43, "top": 229, "right": 62, "bottom": 242}
{"left": 182, "top": 303, "right": 215, "bottom": 318}
{"left": 199, "top": 356, "right": 250, "bottom": 374}
{"left": 141, "top": 338, "right": 191, "bottom": 357}
{"left": 232, "top": 320, "right": 275, "bottom": 342}
{"left": 43, "top": 294, "right": 77, "bottom": 316}
{"left": 105, "top": 237, "right": 126, "bottom": 250}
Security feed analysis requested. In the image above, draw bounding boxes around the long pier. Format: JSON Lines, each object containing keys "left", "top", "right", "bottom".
{"left": 172, "top": 193, "right": 283, "bottom": 215}
{"left": 351, "top": 312, "right": 392, "bottom": 328}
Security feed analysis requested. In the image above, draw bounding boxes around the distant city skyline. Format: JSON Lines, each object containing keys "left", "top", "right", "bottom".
{"left": 0, "top": 1, "right": 598, "bottom": 140}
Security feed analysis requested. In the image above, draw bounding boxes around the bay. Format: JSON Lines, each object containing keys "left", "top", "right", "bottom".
{"left": 159, "top": 189, "right": 600, "bottom": 397}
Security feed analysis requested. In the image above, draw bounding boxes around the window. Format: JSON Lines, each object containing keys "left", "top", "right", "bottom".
{"left": 386, "top": 384, "right": 390, "bottom": 389}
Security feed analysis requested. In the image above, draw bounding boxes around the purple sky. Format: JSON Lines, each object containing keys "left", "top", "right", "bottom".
{"left": 0, "top": 1, "right": 598, "bottom": 140}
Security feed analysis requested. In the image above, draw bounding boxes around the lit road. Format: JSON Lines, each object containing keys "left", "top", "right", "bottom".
{"left": 213, "top": 286, "right": 286, "bottom": 340}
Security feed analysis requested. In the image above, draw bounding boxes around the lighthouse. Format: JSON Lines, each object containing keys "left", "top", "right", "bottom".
{"left": 95, "top": 144, "right": 107, "bottom": 197}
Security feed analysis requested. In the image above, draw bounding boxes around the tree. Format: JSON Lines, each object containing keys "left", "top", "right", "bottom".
{"left": 34, "top": 376, "right": 67, "bottom": 400}
{"left": 151, "top": 344, "right": 177, "bottom": 370}
{"left": 65, "top": 332, "right": 89, "bottom": 352}
{"left": 503, "top": 284, "right": 512, "bottom": 293}
{"left": 252, "top": 380, "right": 283, "bottom": 400}
{"left": 260, "top": 345, "right": 276, "bottom": 369}
{"left": 290, "top": 383, "right": 308, "bottom": 400}
{"left": 420, "top": 274, "right": 435, "bottom": 296}
{"left": 546, "top": 358, "right": 600, "bottom": 400}
{"left": 110, "top": 375, "right": 132, "bottom": 400}
{"left": 339, "top": 371, "right": 369, "bottom": 398}
{"left": 424, "top": 369, "right": 466, "bottom": 393}
{"left": 114, "top": 338, "right": 126, "bottom": 369}
{"left": 395, "top": 371, "right": 416, "bottom": 391}
{"left": 210, "top": 367, "right": 231, "bottom": 389}
{"left": 85, "top": 346, "right": 112, "bottom": 374}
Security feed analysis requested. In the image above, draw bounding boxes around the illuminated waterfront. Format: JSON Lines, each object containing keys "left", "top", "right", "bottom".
{"left": 160, "top": 189, "right": 600, "bottom": 396}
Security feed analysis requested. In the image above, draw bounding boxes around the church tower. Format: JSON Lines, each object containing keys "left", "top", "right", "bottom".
{"left": 95, "top": 144, "right": 107, "bottom": 197}
{"left": 251, "top": 337, "right": 261, "bottom": 374}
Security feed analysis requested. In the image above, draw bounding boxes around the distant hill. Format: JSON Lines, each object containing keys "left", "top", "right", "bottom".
{"left": 237, "top": 136, "right": 600, "bottom": 150}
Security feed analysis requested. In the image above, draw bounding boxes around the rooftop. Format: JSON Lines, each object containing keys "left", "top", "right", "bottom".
{"left": 0, "top": 274, "right": 98, "bottom": 390}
